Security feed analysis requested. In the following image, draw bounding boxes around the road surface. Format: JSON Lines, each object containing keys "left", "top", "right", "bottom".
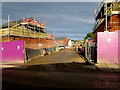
{"left": 2, "top": 49, "right": 120, "bottom": 89}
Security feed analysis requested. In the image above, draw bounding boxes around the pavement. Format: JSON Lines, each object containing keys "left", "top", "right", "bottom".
{"left": 95, "top": 63, "right": 120, "bottom": 72}
{"left": 77, "top": 51, "right": 120, "bottom": 71}
{"left": 1, "top": 49, "right": 120, "bottom": 72}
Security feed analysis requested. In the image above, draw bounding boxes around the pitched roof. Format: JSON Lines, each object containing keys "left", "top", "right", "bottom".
{"left": 2, "top": 17, "right": 45, "bottom": 29}
{"left": 55, "top": 37, "right": 67, "bottom": 40}
{"left": 2, "top": 19, "right": 23, "bottom": 28}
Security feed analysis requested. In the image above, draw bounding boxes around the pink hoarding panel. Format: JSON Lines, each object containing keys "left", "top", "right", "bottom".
{"left": 0, "top": 41, "right": 25, "bottom": 64}
{"left": 0, "top": 40, "right": 1, "bottom": 64}
{"left": 97, "top": 30, "right": 120, "bottom": 64}
{"left": 118, "top": 31, "right": 120, "bottom": 64}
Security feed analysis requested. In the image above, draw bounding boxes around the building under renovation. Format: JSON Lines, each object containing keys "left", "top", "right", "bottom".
{"left": 1, "top": 17, "right": 54, "bottom": 61}
{"left": 93, "top": 1, "right": 120, "bottom": 42}
{"left": 84, "top": 1, "right": 120, "bottom": 65}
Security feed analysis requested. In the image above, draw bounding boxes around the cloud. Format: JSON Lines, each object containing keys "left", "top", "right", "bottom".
{"left": 2, "top": 2, "right": 96, "bottom": 26}
{"left": 2, "top": 2, "right": 97, "bottom": 40}
{"left": 54, "top": 32, "right": 86, "bottom": 40}
{"left": 2, "top": 19, "right": 7, "bottom": 24}
{"left": 65, "top": 33, "right": 86, "bottom": 36}
{"left": 70, "top": 37, "right": 84, "bottom": 40}
{"left": 54, "top": 32, "right": 85, "bottom": 36}
{"left": 2, "top": 0, "right": 100, "bottom": 2}
{"left": 63, "top": 16, "right": 94, "bottom": 24}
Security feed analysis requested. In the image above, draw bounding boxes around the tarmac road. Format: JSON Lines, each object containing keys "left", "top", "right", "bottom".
{"left": 2, "top": 49, "right": 120, "bottom": 89}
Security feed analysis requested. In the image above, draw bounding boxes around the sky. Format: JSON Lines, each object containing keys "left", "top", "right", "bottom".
{"left": 2, "top": 2, "right": 99, "bottom": 40}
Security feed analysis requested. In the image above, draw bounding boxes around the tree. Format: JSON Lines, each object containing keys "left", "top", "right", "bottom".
{"left": 84, "top": 32, "right": 94, "bottom": 40}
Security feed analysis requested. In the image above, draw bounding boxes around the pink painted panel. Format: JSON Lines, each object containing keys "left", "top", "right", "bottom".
{"left": 118, "top": 31, "right": 120, "bottom": 64}
{"left": 97, "top": 30, "right": 119, "bottom": 64}
{"left": 0, "top": 41, "right": 24, "bottom": 63}
{"left": 0, "top": 40, "right": 2, "bottom": 63}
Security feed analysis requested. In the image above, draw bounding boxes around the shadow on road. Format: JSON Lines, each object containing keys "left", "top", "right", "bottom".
{"left": 2, "top": 50, "right": 120, "bottom": 89}
{"left": 3, "top": 62, "right": 98, "bottom": 73}
{"left": 2, "top": 62, "right": 119, "bottom": 90}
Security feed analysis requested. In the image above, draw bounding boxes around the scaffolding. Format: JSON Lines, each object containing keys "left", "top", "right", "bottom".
{"left": 93, "top": 2, "right": 120, "bottom": 32}
{"left": 0, "top": 18, "right": 53, "bottom": 39}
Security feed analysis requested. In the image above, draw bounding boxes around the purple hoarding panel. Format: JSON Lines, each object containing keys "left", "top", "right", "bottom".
{"left": 97, "top": 30, "right": 120, "bottom": 64}
{"left": 0, "top": 41, "right": 24, "bottom": 64}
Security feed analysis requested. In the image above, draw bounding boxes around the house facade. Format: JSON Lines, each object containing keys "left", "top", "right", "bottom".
{"left": 55, "top": 37, "right": 69, "bottom": 47}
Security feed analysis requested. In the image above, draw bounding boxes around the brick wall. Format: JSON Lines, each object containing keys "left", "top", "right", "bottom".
{"left": 56, "top": 38, "right": 68, "bottom": 46}
{"left": 94, "top": 14, "right": 120, "bottom": 42}
{"left": 1, "top": 37, "right": 54, "bottom": 49}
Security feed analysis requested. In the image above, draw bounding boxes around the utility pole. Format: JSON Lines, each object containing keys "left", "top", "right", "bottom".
{"left": 8, "top": 15, "right": 10, "bottom": 37}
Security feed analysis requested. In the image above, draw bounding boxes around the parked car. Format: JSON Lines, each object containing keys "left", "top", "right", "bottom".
{"left": 59, "top": 46, "right": 65, "bottom": 50}
{"left": 50, "top": 47, "right": 55, "bottom": 53}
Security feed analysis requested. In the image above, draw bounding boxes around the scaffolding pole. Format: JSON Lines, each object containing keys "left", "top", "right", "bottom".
{"left": 8, "top": 15, "right": 10, "bottom": 37}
